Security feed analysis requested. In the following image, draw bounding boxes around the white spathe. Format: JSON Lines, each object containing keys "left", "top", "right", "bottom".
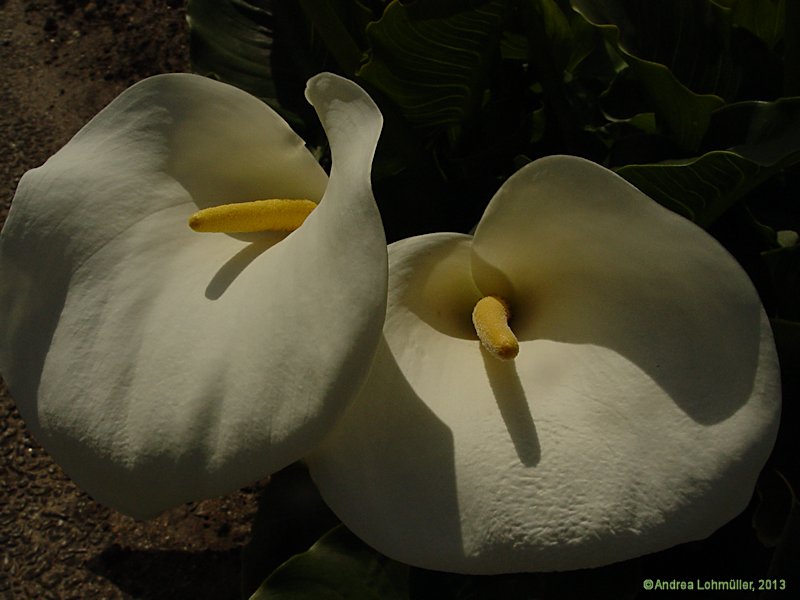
{"left": 0, "top": 73, "right": 387, "bottom": 519}
{"left": 307, "top": 155, "right": 781, "bottom": 573}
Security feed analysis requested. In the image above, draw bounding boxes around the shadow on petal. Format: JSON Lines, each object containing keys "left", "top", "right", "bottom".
{"left": 0, "top": 230, "right": 72, "bottom": 429}
{"left": 309, "top": 337, "right": 464, "bottom": 568}
{"left": 205, "top": 236, "right": 284, "bottom": 300}
{"left": 468, "top": 157, "right": 770, "bottom": 428}
{"left": 400, "top": 235, "right": 482, "bottom": 340}
{"left": 513, "top": 269, "right": 763, "bottom": 426}
{"left": 482, "top": 348, "right": 540, "bottom": 467}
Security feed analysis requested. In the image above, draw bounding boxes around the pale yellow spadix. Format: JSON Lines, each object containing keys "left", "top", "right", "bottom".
{"left": 188, "top": 198, "right": 317, "bottom": 233}
{"left": 472, "top": 295, "right": 519, "bottom": 360}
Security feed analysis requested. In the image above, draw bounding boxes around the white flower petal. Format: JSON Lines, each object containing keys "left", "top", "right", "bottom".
{"left": 309, "top": 233, "right": 477, "bottom": 570}
{"left": 471, "top": 155, "right": 775, "bottom": 425}
{"left": 0, "top": 73, "right": 386, "bottom": 518}
{"left": 309, "top": 157, "right": 781, "bottom": 573}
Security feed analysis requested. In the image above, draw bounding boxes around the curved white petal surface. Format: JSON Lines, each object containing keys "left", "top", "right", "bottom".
{"left": 309, "top": 157, "right": 781, "bottom": 573}
{"left": 0, "top": 73, "right": 386, "bottom": 518}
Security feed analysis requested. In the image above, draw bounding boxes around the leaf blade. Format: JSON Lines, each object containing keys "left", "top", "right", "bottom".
{"left": 358, "top": 0, "right": 509, "bottom": 138}
{"left": 188, "top": 0, "right": 277, "bottom": 102}
{"left": 249, "top": 526, "right": 410, "bottom": 600}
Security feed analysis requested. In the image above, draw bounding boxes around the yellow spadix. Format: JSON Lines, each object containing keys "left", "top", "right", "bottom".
{"left": 472, "top": 295, "right": 519, "bottom": 360}
{"left": 189, "top": 199, "right": 317, "bottom": 233}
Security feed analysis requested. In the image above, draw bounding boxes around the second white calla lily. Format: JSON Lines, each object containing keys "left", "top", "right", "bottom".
{"left": 308, "top": 155, "right": 781, "bottom": 573}
{"left": 0, "top": 73, "right": 387, "bottom": 518}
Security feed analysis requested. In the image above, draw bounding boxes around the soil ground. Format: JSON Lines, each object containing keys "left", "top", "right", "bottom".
{"left": 1, "top": 1, "right": 264, "bottom": 598}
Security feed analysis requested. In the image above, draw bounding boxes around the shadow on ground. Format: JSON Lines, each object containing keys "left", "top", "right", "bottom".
{"left": 88, "top": 545, "right": 242, "bottom": 600}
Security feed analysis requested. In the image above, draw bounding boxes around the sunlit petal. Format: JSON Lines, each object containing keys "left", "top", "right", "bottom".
{"left": 0, "top": 73, "right": 386, "bottom": 518}
{"left": 310, "top": 157, "right": 781, "bottom": 573}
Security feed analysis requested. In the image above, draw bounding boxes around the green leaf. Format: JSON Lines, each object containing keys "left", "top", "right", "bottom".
{"left": 296, "top": 0, "right": 367, "bottom": 75}
{"left": 241, "top": 464, "right": 339, "bottom": 599}
{"left": 572, "top": 0, "right": 768, "bottom": 98}
{"left": 772, "top": 317, "right": 800, "bottom": 353}
{"left": 770, "top": 317, "right": 800, "bottom": 394}
{"left": 615, "top": 96, "right": 800, "bottom": 226}
{"left": 572, "top": 0, "right": 783, "bottom": 151}
{"left": 767, "top": 514, "right": 800, "bottom": 585}
{"left": 600, "top": 68, "right": 654, "bottom": 122}
{"left": 188, "top": 0, "right": 277, "bottom": 103}
{"left": 188, "top": 0, "right": 367, "bottom": 132}
{"left": 519, "top": 0, "right": 585, "bottom": 152}
{"left": 617, "top": 152, "right": 763, "bottom": 226}
{"left": 499, "top": 31, "right": 529, "bottom": 61}
{"left": 785, "top": 0, "right": 800, "bottom": 95}
{"left": 753, "top": 469, "right": 797, "bottom": 547}
{"left": 762, "top": 245, "right": 800, "bottom": 320}
{"left": 526, "top": 0, "right": 574, "bottom": 74}
{"left": 249, "top": 526, "right": 410, "bottom": 600}
{"left": 358, "top": 0, "right": 509, "bottom": 139}
{"left": 561, "top": 5, "right": 610, "bottom": 78}
{"left": 713, "top": 0, "right": 785, "bottom": 50}
{"left": 753, "top": 466, "right": 800, "bottom": 584}
{"left": 267, "top": 2, "right": 340, "bottom": 134}
{"left": 325, "top": 0, "right": 389, "bottom": 51}
{"left": 703, "top": 97, "right": 800, "bottom": 166}
{"left": 571, "top": 0, "right": 731, "bottom": 150}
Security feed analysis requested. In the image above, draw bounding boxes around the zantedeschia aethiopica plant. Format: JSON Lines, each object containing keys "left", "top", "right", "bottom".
{"left": 0, "top": 72, "right": 387, "bottom": 519}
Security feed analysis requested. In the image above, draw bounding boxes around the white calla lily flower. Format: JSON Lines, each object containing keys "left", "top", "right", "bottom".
{"left": 0, "top": 73, "right": 387, "bottom": 519}
{"left": 308, "top": 155, "right": 781, "bottom": 574}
